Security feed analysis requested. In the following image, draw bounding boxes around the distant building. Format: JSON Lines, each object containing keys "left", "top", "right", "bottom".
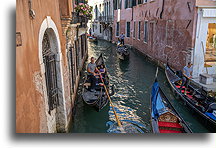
{"left": 16, "top": 0, "right": 88, "bottom": 133}
{"left": 88, "top": 0, "right": 114, "bottom": 41}
{"left": 112, "top": 0, "right": 216, "bottom": 77}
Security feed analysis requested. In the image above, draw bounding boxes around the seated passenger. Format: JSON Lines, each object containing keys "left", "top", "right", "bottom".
{"left": 99, "top": 64, "right": 106, "bottom": 74}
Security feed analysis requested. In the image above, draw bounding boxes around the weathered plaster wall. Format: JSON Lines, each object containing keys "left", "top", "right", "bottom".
{"left": 16, "top": 0, "right": 85, "bottom": 133}
{"left": 113, "top": 0, "right": 196, "bottom": 70}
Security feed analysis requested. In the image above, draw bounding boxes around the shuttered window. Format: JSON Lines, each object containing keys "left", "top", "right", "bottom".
{"left": 144, "top": 21, "right": 148, "bottom": 43}
{"left": 126, "top": 22, "right": 130, "bottom": 37}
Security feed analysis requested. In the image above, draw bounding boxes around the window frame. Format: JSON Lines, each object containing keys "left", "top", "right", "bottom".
{"left": 116, "top": 22, "right": 120, "bottom": 37}
{"left": 144, "top": 20, "right": 148, "bottom": 43}
{"left": 138, "top": 21, "right": 141, "bottom": 40}
{"left": 126, "top": 21, "right": 130, "bottom": 38}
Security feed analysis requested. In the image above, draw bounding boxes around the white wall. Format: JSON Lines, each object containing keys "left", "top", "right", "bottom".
{"left": 88, "top": 0, "right": 113, "bottom": 41}
{"left": 193, "top": 8, "right": 216, "bottom": 77}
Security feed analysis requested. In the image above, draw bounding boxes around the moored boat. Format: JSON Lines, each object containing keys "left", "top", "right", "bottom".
{"left": 82, "top": 54, "right": 114, "bottom": 111}
{"left": 88, "top": 36, "right": 98, "bottom": 42}
{"left": 165, "top": 64, "right": 216, "bottom": 132}
{"left": 116, "top": 43, "right": 129, "bottom": 60}
{"left": 150, "top": 76, "right": 192, "bottom": 133}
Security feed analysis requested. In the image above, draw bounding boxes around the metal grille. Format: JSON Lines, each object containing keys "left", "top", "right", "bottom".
{"left": 74, "top": 40, "right": 79, "bottom": 75}
{"left": 67, "top": 47, "right": 75, "bottom": 94}
{"left": 42, "top": 31, "right": 59, "bottom": 114}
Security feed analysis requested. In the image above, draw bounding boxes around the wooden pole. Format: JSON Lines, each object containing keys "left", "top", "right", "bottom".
{"left": 99, "top": 73, "right": 125, "bottom": 133}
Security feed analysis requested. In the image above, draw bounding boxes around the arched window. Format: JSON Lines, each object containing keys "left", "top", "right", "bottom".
{"left": 42, "top": 30, "right": 59, "bottom": 114}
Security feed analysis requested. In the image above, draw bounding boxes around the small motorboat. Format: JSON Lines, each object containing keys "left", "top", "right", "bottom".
{"left": 150, "top": 77, "right": 192, "bottom": 133}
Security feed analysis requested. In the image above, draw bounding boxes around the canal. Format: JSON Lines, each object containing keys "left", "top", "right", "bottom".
{"left": 70, "top": 40, "right": 210, "bottom": 133}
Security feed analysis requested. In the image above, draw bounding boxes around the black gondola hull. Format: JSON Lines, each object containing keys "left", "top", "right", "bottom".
{"left": 82, "top": 54, "right": 111, "bottom": 111}
{"left": 165, "top": 64, "right": 216, "bottom": 132}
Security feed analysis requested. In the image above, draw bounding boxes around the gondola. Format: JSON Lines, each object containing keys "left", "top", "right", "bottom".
{"left": 116, "top": 43, "right": 129, "bottom": 60}
{"left": 165, "top": 64, "right": 216, "bottom": 132}
{"left": 82, "top": 54, "right": 114, "bottom": 111}
{"left": 88, "top": 36, "right": 98, "bottom": 42}
{"left": 150, "top": 77, "right": 192, "bottom": 133}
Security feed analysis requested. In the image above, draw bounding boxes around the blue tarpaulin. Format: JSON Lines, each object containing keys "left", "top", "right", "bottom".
{"left": 151, "top": 81, "right": 166, "bottom": 119}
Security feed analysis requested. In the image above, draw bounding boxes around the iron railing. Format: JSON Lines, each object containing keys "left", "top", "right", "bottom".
{"left": 42, "top": 31, "right": 59, "bottom": 114}
{"left": 98, "top": 15, "right": 113, "bottom": 23}
{"left": 71, "top": 12, "right": 89, "bottom": 28}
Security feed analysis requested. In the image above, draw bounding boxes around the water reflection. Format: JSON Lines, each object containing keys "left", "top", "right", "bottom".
{"left": 70, "top": 40, "right": 210, "bottom": 133}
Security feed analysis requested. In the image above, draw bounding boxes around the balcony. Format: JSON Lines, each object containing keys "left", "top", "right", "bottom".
{"left": 71, "top": 12, "right": 88, "bottom": 28}
{"left": 107, "top": 15, "right": 114, "bottom": 23}
{"left": 98, "top": 15, "right": 113, "bottom": 23}
{"left": 98, "top": 16, "right": 106, "bottom": 22}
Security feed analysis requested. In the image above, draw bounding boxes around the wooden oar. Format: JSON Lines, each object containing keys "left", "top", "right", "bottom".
{"left": 98, "top": 73, "right": 125, "bottom": 133}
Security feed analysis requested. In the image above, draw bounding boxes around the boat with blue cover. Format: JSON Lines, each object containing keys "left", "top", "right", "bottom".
{"left": 150, "top": 74, "right": 192, "bottom": 133}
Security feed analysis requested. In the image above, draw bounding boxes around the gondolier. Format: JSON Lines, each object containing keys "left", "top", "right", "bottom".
{"left": 119, "top": 32, "right": 125, "bottom": 45}
{"left": 165, "top": 64, "right": 216, "bottom": 132}
{"left": 89, "top": 28, "right": 92, "bottom": 36}
{"left": 87, "top": 57, "right": 98, "bottom": 92}
{"left": 82, "top": 54, "right": 114, "bottom": 111}
{"left": 180, "top": 62, "right": 193, "bottom": 90}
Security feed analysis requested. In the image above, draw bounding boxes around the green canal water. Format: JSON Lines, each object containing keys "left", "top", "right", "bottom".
{"left": 70, "top": 40, "right": 210, "bottom": 133}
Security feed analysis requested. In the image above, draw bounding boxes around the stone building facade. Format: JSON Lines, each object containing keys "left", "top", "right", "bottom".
{"left": 16, "top": 0, "right": 88, "bottom": 133}
{"left": 88, "top": 0, "right": 114, "bottom": 41}
{"left": 112, "top": 0, "right": 216, "bottom": 77}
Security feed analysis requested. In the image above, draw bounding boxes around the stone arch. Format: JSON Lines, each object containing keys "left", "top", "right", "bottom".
{"left": 38, "top": 16, "right": 67, "bottom": 133}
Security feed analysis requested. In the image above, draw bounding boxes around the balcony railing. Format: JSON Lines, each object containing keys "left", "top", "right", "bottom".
{"left": 71, "top": 12, "right": 88, "bottom": 28}
{"left": 107, "top": 15, "right": 114, "bottom": 23}
{"left": 98, "top": 15, "right": 113, "bottom": 23}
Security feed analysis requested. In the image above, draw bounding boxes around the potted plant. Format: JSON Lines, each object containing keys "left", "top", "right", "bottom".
{"left": 74, "top": 3, "right": 93, "bottom": 19}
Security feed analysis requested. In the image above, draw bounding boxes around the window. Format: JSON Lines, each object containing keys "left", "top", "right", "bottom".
{"left": 42, "top": 31, "right": 59, "bottom": 114}
{"left": 205, "top": 23, "right": 216, "bottom": 64}
{"left": 114, "top": 0, "right": 117, "bottom": 10}
{"left": 132, "top": 0, "right": 137, "bottom": 6}
{"left": 125, "top": 0, "right": 128, "bottom": 8}
{"left": 119, "top": 0, "right": 122, "bottom": 9}
{"left": 125, "top": 0, "right": 133, "bottom": 8}
{"left": 138, "top": 21, "right": 141, "bottom": 40}
{"left": 133, "top": 22, "right": 136, "bottom": 38}
{"left": 144, "top": 21, "right": 148, "bottom": 43}
{"left": 126, "top": 22, "right": 130, "bottom": 37}
{"left": 95, "top": 5, "right": 98, "bottom": 19}
{"left": 100, "top": 25, "right": 102, "bottom": 33}
{"left": 116, "top": 22, "right": 120, "bottom": 36}
{"left": 138, "top": 0, "right": 143, "bottom": 4}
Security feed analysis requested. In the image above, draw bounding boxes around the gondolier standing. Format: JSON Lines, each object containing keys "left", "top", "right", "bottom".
{"left": 89, "top": 28, "right": 92, "bottom": 36}
{"left": 87, "top": 57, "right": 99, "bottom": 92}
{"left": 119, "top": 32, "right": 125, "bottom": 45}
{"left": 180, "top": 62, "right": 193, "bottom": 90}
